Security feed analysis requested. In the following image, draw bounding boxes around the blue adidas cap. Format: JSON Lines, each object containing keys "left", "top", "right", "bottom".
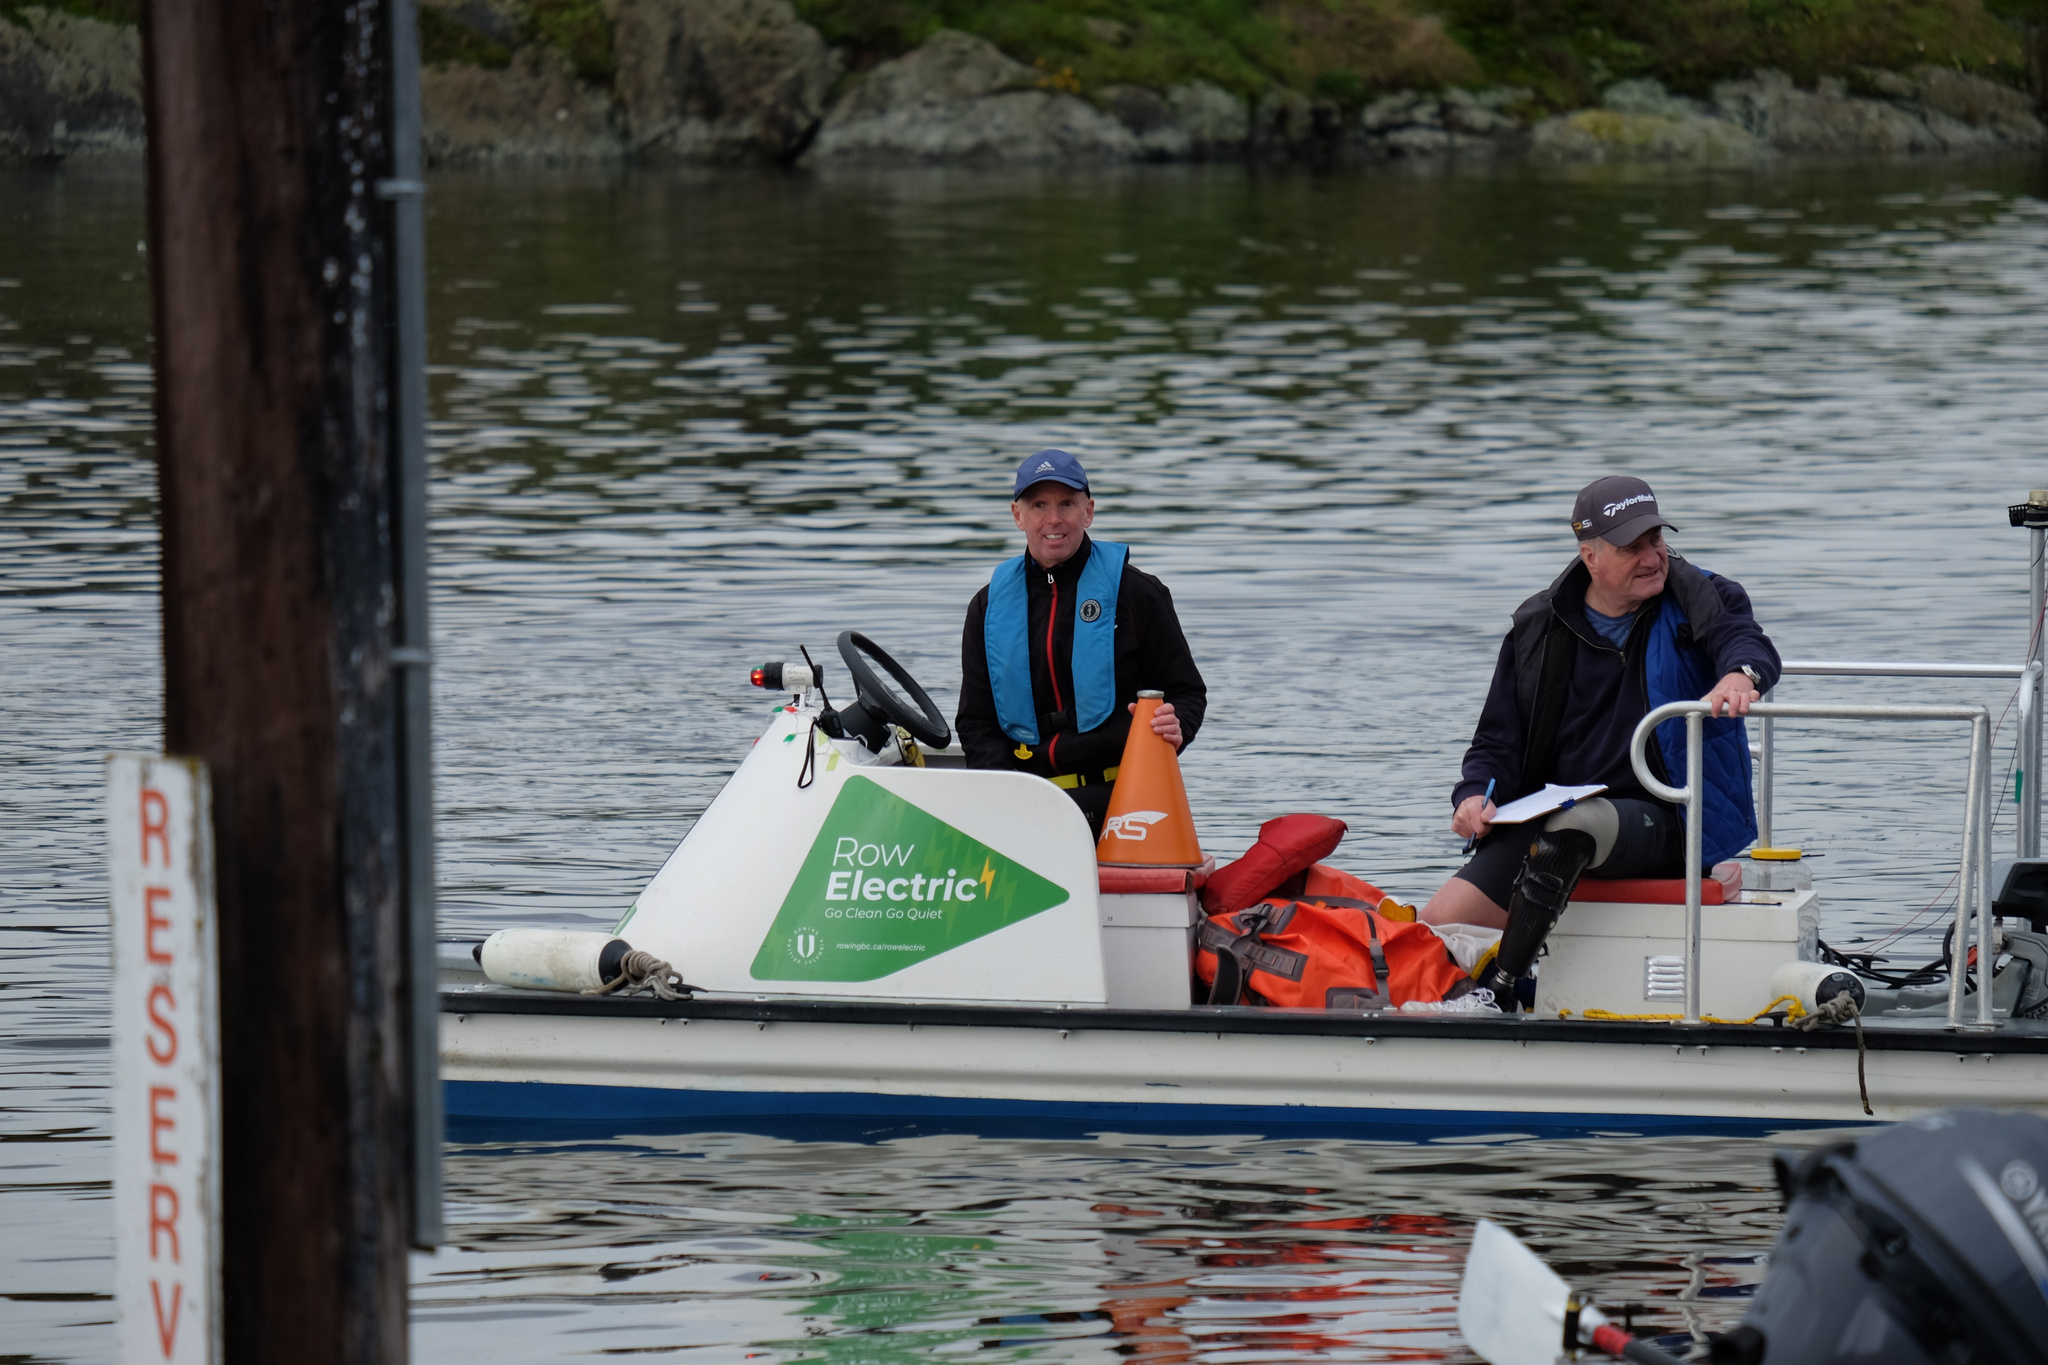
{"left": 1013, "top": 448, "right": 1090, "bottom": 498}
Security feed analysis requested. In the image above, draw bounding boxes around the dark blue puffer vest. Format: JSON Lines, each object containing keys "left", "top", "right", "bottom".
{"left": 1643, "top": 568, "right": 1759, "bottom": 866}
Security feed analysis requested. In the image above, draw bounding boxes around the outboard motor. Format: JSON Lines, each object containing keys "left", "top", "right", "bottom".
{"left": 1736, "top": 1107, "right": 2048, "bottom": 1364}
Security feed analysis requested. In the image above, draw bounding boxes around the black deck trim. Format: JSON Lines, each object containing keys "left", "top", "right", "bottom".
{"left": 441, "top": 987, "right": 2048, "bottom": 1055}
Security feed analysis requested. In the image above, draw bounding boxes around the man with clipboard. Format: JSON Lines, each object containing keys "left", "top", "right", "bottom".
{"left": 1419, "top": 477, "right": 1781, "bottom": 1012}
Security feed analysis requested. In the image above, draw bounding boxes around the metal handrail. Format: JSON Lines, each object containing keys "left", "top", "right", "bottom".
{"left": 1756, "top": 660, "right": 2041, "bottom": 857}
{"left": 1781, "top": 661, "right": 2026, "bottom": 679}
{"left": 1630, "top": 700, "right": 1994, "bottom": 1031}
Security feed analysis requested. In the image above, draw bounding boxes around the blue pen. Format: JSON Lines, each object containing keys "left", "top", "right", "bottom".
{"left": 1463, "top": 778, "right": 1496, "bottom": 855}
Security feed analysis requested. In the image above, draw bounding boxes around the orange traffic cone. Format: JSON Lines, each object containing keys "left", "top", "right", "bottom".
{"left": 1097, "top": 691, "right": 1205, "bottom": 867}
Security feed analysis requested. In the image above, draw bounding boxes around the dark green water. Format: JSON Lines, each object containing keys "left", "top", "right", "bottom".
{"left": 4, "top": 156, "right": 2046, "bottom": 1360}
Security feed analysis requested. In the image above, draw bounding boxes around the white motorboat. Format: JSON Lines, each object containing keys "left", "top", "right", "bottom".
{"left": 439, "top": 498, "right": 2048, "bottom": 1136}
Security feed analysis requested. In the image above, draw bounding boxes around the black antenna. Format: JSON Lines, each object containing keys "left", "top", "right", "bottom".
{"left": 800, "top": 643, "right": 831, "bottom": 706}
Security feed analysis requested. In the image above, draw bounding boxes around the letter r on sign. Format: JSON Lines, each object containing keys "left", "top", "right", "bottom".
{"left": 140, "top": 787, "right": 171, "bottom": 867}
{"left": 149, "top": 1183, "right": 181, "bottom": 1263}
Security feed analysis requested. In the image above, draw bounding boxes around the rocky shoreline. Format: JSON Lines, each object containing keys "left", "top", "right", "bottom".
{"left": 4, "top": 0, "right": 2042, "bottom": 167}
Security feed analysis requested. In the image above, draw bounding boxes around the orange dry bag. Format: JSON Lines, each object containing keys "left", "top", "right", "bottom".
{"left": 1194, "top": 898, "right": 1472, "bottom": 1010}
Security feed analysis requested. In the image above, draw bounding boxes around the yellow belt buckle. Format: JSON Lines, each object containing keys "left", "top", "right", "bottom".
{"left": 1052, "top": 773, "right": 1079, "bottom": 790}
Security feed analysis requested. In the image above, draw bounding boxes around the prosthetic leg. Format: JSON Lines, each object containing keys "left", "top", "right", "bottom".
{"left": 1475, "top": 800, "right": 1617, "bottom": 1012}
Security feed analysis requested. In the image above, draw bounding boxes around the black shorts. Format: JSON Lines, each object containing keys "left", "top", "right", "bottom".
{"left": 1452, "top": 797, "right": 1687, "bottom": 912}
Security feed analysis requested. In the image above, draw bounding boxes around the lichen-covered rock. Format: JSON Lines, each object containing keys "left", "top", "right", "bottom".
{"left": 1600, "top": 78, "right": 1701, "bottom": 120}
{"left": 1099, "top": 84, "right": 1170, "bottom": 134}
{"left": 0, "top": 7, "right": 143, "bottom": 160}
{"left": 1166, "top": 81, "right": 1248, "bottom": 158}
{"left": 1360, "top": 90, "right": 1438, "bottom": 133}
{"left": 1895, "top": 65, "right": 2043, "bottom": 147}
{"left": 1094, "top": 80, "right": 1247, "bottom": 159}
{"left": 1708, "top": 68, "right": 2042, "bottom": 155}
{"left": 1255, "top": 88, "right": 1410, "bottom": 163}
{"left": 421, "top": 46, "right": 624, "bottom": 167}
{"left": 1713, "top": 71, "right": 1950, "bottom": 155}
{"left": 1097, "top": 83, "right": 1182, "bottom": 159}
{"left": 1532, "top": 107, "right": 1765, "bottom": 164}
{"left": 1534, "top": 70, "right": 2041, "bottom": 163}
{"left": 806, "top": 30, "right": 1136, "bottom": 163}
{"left": 608, "top": 0, "right": 839, "bottom": 163}
{"left": 1358, "top": 87, "right": 1525, "bottom": 158}
{"left": 1903, "top": 66, "right": 2023, "bottom": 124}
{"left": 1442, "top": 86, "right": 1522, "bottom": 135}
{"left": 1250, "top": 87, "right": 1318, "bottom": 157}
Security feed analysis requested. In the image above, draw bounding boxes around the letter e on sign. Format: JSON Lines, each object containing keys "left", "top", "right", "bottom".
{"left": 106, "top": 754, "right": 220, "bottom": 1364}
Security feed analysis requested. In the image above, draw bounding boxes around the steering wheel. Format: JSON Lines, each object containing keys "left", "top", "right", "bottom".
{"left": 835, "top": 631, "right": 952, "bottom": 751}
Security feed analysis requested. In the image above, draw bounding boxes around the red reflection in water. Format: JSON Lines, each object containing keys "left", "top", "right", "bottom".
{"left": 1090, "top": 1213, "right": 1466, "bottom": 1363}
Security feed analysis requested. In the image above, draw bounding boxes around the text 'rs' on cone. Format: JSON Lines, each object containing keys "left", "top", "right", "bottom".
{"left": 1097, "top": 691, "right": 1203, "bottom": 867}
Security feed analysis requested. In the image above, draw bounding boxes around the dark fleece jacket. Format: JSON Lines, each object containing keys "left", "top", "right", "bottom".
{"left": 1453, "top": 555, "right": 1780, "bottom": 811}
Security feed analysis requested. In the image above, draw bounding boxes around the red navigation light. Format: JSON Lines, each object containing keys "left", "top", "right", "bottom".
{"left": 749, "top": 660, "right": 818, "bottom": 691}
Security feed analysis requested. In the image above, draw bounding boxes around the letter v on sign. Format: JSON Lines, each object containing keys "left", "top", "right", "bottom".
{"left": 751, "top": 776, "right": 1068, "bottom": 982}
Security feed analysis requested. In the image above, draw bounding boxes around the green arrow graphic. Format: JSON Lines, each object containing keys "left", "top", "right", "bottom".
{"left": 751, "top": 775, "right": 1070, "bottom": 982}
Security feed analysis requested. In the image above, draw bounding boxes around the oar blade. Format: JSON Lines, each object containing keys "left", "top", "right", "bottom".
{"left": 1458, "top": 1219, "right": 1571, "bottom": 1365}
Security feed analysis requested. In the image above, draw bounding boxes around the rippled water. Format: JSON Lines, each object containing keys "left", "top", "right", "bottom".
{"left": 5, "top": 156, "right": 2047, "bottom": 1360}
{"left": 413, "top": 1129, "right": 1791, "bottom": 1363}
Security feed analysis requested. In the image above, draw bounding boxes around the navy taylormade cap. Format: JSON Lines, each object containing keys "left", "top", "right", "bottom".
{"left": 1572, "top": 475, "right": 1676, "bottom": 545}
{"left": 1013, "top": 449, "right": 1089, "bottom": 498}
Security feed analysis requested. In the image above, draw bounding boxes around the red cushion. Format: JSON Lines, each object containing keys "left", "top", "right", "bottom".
{"left": 1573, "top": 861, "right": 1743, "bottom": 905}
{"left": 1199, "top": 814, "right": 1348, "bottom": 914}
{"left": 1099, "top": 856, "right": 1216, "bottom": 896}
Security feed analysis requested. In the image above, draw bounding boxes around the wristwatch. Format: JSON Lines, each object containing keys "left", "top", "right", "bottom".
{"left": 1740, "top": 665, "right": 1764, "bottom": 690}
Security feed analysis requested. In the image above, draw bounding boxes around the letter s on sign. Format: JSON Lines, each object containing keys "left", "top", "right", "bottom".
{"left": 146, "top": 984, "right": 178, "bottom": 1065}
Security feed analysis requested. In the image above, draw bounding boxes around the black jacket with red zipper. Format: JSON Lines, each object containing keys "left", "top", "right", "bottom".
{"left": 955, "top": 535, "right": 1207, "bottom": 791}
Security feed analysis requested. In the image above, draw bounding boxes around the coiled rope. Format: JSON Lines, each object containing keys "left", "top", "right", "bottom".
{"left": 584, "top": 949, "right": 693, "bottom": 1001}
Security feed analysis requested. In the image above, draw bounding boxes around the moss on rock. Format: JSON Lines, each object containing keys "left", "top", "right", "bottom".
{"left": 1532, "top": 106, "right": 1765, "bottom": 163}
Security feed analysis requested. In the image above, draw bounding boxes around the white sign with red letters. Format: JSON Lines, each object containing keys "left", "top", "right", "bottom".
{"left": 107, "top": 754, "right": 221, "bottom": 1364}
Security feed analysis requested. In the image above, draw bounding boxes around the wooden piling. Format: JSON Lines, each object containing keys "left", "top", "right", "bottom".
{"left": 141, "top": 0, "right": 418, "bottom": 1355}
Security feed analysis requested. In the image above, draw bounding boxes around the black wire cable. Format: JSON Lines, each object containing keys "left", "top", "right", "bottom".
{"left": 1816, "top": 936, "right": 1951, "bottom": 990}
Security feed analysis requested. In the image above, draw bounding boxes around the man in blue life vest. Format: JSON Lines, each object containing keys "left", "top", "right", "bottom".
{"left": 1419, "top": 476, "right": 1781, "bottom": 1011}
{"left": 956, "top": 449, "right": 1208, "bottom": 836}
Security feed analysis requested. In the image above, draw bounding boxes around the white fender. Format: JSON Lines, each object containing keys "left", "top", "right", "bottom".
{"left": 1770, "top": 959, "right": 1867, "bottom": 1013}
{"left": 481, "top": 928, "right": 627, "bottom": 993}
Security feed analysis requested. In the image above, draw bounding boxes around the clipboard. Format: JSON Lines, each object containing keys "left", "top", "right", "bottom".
{"left": 1488, "top": 782, "right": 1607, "bottom": 825}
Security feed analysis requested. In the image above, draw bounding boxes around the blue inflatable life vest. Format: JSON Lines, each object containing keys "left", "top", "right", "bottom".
{"left": 1644, "top": 568, "right": 1758, "bottom": 867}
{"left": 985, "top": 540, "right": 1127, "bottom": 745}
